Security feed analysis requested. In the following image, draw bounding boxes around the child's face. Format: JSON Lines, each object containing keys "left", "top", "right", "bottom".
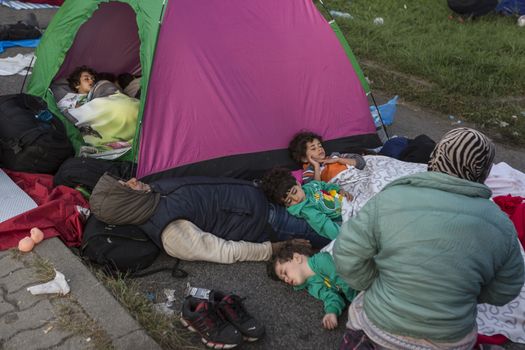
{"left": 274, "top": 253, "right": 309, "bottom": 286}
{"left": 76, "top": 71, "right": 95, "bottom": 94}
{"left": 283, "top": 183, "right": 305, "bottom": 207}
{"left": 303, "top": 138, "right": 325, "bottom": 162}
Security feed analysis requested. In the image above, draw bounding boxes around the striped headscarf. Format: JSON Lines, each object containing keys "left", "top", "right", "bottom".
{"left": 428, "top": 128, "right": 495, "bottom": 183}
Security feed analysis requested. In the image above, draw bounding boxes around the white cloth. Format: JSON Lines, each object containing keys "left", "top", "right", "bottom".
{"left": 476, "top": 244, "right": 525, "bottom": 344}
{"left": 485, "top": 162, "right": 525, "bottom": 198}
{"left": 0, "top": 53, "right": 34, "bottom": 76}
{"left": 331, "top": 155, "right": 427, "bottom": 221}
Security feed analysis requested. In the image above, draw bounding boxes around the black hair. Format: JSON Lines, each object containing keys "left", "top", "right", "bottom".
{"left": 288, "top": 131, "right": 323, "bottom": 163}
{"left": 96, "top": 72, "right": 117, "bottom": 83}
{"left": 67, "top": 65, "right": 97, "bottom": 92}
{"left": 117, "top": 73, "right": 135, "bottom": 90}
{"left": 260, "top": 167, "right": 297, "bottom": 205}
{"left": 266, "top": 241, "right": 314, "bottom": 281}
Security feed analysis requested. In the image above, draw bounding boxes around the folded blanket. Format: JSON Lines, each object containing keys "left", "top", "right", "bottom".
{"left": 66, "top": 91, "right": 139, "bottom": 155}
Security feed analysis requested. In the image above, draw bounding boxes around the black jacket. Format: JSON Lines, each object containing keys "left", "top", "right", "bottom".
{"left": 140, "top": 176, "right": 269, "bottom": 248}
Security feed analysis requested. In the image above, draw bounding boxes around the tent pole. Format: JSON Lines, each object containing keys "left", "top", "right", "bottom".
{"left": 369, "top": 92, "right": 390, "bottom": 141}
{"left": 19, "top": 55, "right": 35, "bottom": 94}
{"left": 317, "top": 0, "right": 389, "bottom": 143}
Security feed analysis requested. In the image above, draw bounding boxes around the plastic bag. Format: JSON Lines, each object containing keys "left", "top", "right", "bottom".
{"left": 370, "top": 95, "right": 398, "bottom": 127}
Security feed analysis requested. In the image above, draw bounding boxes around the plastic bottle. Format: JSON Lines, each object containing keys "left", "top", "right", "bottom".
{"left": 329, "top": 10, "right": 353, "bottom": 19}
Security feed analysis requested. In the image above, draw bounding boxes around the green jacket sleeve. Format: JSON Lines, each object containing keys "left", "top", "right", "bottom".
{"left": 333, "top": 197, "right": 379, "bottom": 291}
{"left": 288, "top": 201, "right": 340, "bottom": 240}
{"left": 478, "top": 236, "right": 525, "bottom": 305}
{"left": 305, "top": 279, "right": 346, "bottom": 315}
{"left": 320, "top": 181, "right": 340, "bottom": 193}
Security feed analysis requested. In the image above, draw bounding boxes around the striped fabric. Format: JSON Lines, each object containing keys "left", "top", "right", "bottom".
{"left": 428, "top": 127, "right": 495, "bottom": 183}
{"left": 0, "top": 0, "right": 59, "bottom": 10}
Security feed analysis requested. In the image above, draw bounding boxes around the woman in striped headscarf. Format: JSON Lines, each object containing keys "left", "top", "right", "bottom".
{"left": 333, "top": 128, "right": 524, "bottom": 349}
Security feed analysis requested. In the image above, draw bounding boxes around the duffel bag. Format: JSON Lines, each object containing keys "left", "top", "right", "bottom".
{"left": 0, "top": 93, "right": 74, "bottom": 174}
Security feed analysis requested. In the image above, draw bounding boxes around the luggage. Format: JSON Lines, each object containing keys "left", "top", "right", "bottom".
{"left": 0, "top": 94, "right": 74, "bottom": 174}
{"left": 81, "top": 215, "right": 160, "bottom": 274}
{"left": 54, "top": 157, "right": 135, "bottom": 190}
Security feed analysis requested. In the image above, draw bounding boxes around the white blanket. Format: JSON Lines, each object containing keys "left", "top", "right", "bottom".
{"left": 331, "top": 155, "right": 426, "bottom": 221}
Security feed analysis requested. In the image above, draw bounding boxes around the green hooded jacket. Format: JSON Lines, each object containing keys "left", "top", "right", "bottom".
{"left": 287, "top": 180, "right": 342, "bottom": 240}
{"left": 333, "top": 171, "right": 524, "bottom": 342}
{"left": 294, "top": 252, "right": 358, "bottom": 316}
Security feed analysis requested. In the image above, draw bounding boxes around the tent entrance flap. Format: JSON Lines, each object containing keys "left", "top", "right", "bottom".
{"left": 55, "top": 2, "right": 141, "bottom": 81}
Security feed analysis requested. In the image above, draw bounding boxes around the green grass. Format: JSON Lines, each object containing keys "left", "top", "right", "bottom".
{"left": 93, "top": 270, "right": 198, "bottom": 350}
{"left": 320, "top": 0, "right": 525, "bottom": 144}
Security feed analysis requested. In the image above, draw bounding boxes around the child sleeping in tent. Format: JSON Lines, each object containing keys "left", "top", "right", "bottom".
{"left": 57, "top": 66, "right": 139, "bottom": 159}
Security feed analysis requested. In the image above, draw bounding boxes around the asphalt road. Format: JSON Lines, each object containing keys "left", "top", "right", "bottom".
{"left": 1, "top": 5, "right": 524, "bottom": 350}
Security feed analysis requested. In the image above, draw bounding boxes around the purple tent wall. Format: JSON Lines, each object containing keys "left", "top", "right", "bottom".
{"left": 55, "top": 2, "right": 141, "bottom": 80}
{"left": 137, "top": 0, "right": 375, "bottom": 178}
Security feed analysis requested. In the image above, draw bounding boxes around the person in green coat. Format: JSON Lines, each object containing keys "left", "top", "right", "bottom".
{"left": 261, "top": 167, "right": 352, "bottom": 240}
{"left": 267, "top": 241, "right": 357, "bottom": 330}
{"left": 334, "top": 128, "right": 524, "bottom": 349}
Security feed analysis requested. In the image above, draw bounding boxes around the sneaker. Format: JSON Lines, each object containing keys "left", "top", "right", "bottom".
{"left": 180, "top": 296, "right": 243, "bottom": 349}
{"left": 211, "top": 291, "right": 265, "bottom": 342}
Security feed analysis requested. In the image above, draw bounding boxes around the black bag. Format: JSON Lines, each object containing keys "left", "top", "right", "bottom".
{"left": 54, "top": 157, "right": 135, "bottom": 190}
{"left": 0, "top": 94, "right": 74, "bottom": 174}
{"left": 81, "top": 215, "right": 160, "bottom": 274}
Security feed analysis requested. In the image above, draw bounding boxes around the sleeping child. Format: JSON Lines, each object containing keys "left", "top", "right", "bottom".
{"left": 267, "top": 241, "right": 357, "bottom": 330}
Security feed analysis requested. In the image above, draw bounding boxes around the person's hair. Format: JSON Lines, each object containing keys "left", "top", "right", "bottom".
{"left": 96, "top": 72, "right": 117, "bottom": 83}
{"left": 67, "top": 65, "right": 97, "bottom": 92}
{"left": 288, "top": 131, "right": 323, "bottom": 163}
{"left": 261, "top": 168, "right": 297, "bottom": 205}
{"left": 117, "top": 73, "right": 135, "bottom": 90}
{"left": 266, "top": 241, "right": 314, "bottom": 281}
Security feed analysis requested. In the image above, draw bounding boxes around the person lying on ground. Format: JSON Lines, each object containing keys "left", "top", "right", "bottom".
{"left": 89, "top": 174, "right": 331, "bottom": 262}
{"left": 289, "top": 131, "right": 366, "bottom": 184}
{"left": 261, "top": 168, "right": 352, "bottom": 240}
{"left": 57, "top": 65, "right": 97, "bottom": 111}
{"left": 333, "top": 127, "right": 524, "bottom": 349}
{"left": 267, "top": 241, "right": 357, "bottom": 330}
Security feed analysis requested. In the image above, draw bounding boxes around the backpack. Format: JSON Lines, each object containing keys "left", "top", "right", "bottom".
{"left": 81, "top": 215, "right": 160, "bottom": 274}
{"left": 54, "top": 157, "right": 135, "bottom": 190}
{"left": 0, "top": 94, "right": 74, "bottom": 174}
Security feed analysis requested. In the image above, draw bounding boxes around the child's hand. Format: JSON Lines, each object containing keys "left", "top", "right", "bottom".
{"left": 322, "top": 313, "right": 338, "bottom": 330}
{"left": 339, "top": 189, "right": 353, "bottom": 201}
{"left": 307, "top": 153, "right": 321, "bottom": 169}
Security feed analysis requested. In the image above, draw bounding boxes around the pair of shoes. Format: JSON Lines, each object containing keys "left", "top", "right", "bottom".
{"left": 180, "top": 291, "right": 265, "bottom": 348}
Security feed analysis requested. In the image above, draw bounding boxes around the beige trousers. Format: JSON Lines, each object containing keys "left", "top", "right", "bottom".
{"left": 161, "top": 220, "right": 272, "bottom": 264}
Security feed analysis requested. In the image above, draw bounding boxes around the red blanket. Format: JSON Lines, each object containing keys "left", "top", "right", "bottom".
{"left": 0, "top": 169, "right": 89, "bottom": 250}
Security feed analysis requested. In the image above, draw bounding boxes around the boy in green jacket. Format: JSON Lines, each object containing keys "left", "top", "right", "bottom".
{"left": 261, "top": 168, "right": 352, "bottom": 240}
{"left": 267, "top": 241, "right": 357, "bottom": 330}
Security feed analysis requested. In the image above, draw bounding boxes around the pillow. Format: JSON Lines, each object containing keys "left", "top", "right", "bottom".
{"left": 50, "top": 79, "right": 73, "bottom": 102}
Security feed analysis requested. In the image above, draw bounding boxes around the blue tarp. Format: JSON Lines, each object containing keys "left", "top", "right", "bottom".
{"left": 0, "top": 39, "right": 40, "bottom": 54}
